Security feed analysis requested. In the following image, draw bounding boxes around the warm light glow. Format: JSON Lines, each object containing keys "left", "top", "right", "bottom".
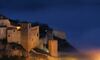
{"left": 66, "top": 57, "right": 78, "bottom": 60}
{"left": 94, "top": 54, "right": 100, "bottom": 60}
{"left": 83, "top": 49, "right": 100, "bottom": 60}
{"left": 16, "top": 26, "right": 21, "bottom": 30}
{"left": 90, "top": 52, "right": 100, "bottom": 60}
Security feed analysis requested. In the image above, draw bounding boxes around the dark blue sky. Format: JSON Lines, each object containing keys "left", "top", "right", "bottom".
{"left": 0, "top": 0, "right": 100, "bottom": 50}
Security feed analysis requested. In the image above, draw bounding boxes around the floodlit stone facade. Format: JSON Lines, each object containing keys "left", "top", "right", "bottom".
{"left": 0, "top": 26, "right": 7, "bottom": 39}
{"left": 0, "top": 15, "right": 78, "bottom": 60}
{"left": 7, "top": 27, "right": 21, "bottom": 44}
{"left": 0, "top": 16, "right": 40, "bottom": 52}
{"left": 20, "top": 22, "right": 39, "bottom": 52}
{"left": 0, "top": 19, "right": 11, "bottom": 27}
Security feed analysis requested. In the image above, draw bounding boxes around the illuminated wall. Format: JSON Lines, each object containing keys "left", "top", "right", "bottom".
{"left": 0, "top": 19, "right": 11, "bottom": 40}
{"left": 0, "top": 19, "right": 11, "bottom": 27}
{"left": 7, "top": 28, "right": 21, "bottom": 44}
{"left": 0, "top": 27, "right": 7, "bottom": 39}
{"left": 21, "top": 23, "right": 30, "bottom": 52}
{"left": 48, "top": 40, "right": 58, "bottom": 57}
{"left": 29, "top": 26, "right": 39, "bottom": 49}
{"left": 21, "top": 23, "right": 39, "bottom": 52}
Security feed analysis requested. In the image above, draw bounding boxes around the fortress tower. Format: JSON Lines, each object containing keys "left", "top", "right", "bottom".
{"left": 48, "top": 39, "right": 58, "bottom": 57}
{"left": 20, "top": 22, "right": 39, "bottom": 52}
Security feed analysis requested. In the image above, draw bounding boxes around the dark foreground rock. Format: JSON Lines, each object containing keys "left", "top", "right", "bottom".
{"left": 0, "top": 56, "right": 25, "bottom": 60}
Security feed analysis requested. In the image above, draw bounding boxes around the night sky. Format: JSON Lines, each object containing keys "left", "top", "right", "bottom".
{"left": 0, "top": 0, "right": 100, "bottom": 50}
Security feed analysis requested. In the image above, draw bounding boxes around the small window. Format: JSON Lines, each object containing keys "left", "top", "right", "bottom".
{"left": 13, "top": 30, "right": 15, "bottom": 32}
{"left": 8, "top": 35, "right": 10, "bottom": 37}
{"left": 37, "top": 33, "right": 39, "bottom": 37}
{"left": 32, "top": 39, "right": 33, "bottom": 41}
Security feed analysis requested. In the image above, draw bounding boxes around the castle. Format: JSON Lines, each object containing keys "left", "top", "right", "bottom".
{"left": 0, "top": 15, "right": 77, "bottom": 60}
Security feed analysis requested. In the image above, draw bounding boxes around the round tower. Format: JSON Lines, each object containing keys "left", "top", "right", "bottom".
{"left": 48, "top": 39, "right": 58, "bottom": 57}
{"left": 20, "top": 22, "right": 31, "bottom": 52}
